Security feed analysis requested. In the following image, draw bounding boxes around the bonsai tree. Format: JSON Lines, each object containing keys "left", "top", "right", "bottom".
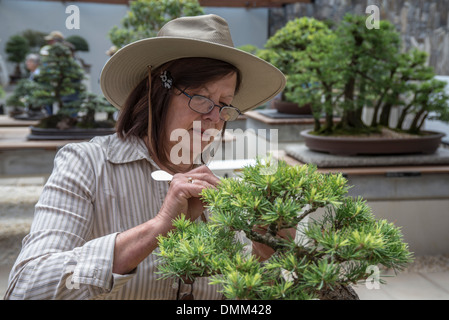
{"left": 285, "top": 14, "right": 449, "bottom": 136}
{"left": 108, "top": 0, "right": 204, "bottom": 48}
{"left": 257, "top": 17, "right": 333, "bottom": 109}
{"left": 77, "top": 92, "right": 116, "bottom": 128}
{"left": 31, "top": 42, "right": 85, "bottom": 120}
{"left": 5, "top": 78, "right": 44, "bottom": 119}
{"left": 5, "top": 34, "right": 30, "bottom": 80}
{"left": 66, "top": 35, "right": 89, "bottom": 52}
{"left": 21, "top": 29, "right": 47, "bottom": 53}
{"left": 156, "top": 159, "right": 412, "bottom": 300}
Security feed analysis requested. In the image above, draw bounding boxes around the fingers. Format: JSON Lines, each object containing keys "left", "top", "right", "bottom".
{"left": 186, "top": 165, "right": 221, "bottom": 185}
{"left": 170, "top": 166, "right": 220, "bottom": 193}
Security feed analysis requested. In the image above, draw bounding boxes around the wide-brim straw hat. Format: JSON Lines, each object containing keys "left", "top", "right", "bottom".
{"left": 100, "top": 14, "right": 285, "bottom": 113}
{"left": 45, "top": 31, "right": 64, "bottom": 41}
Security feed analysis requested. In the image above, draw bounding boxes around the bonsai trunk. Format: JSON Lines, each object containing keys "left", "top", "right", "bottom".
{"left": 318, "top": 284, "right": 359, "bottom": 300}
{"left": 324, "top": 112, "right": 334, "bottom": 133}
{"left": 396, "top": 103, "right": 413, "bottom": 130}
{"left": 323, "top": 90, "right": 334, "bottom": 133}
{"left": 371, "top": 90, "right": 389, "bottom": 127}
{"left": 338, "top": 109, "right": 367, "bottom": 131}
{"left": 14, "top": 63, "right": 22, "bottom": 78}
{"left": 379, "top": 102, "right": 393, "bottom": 127}
{"left": 408, "top": 109, "right": 427, "bottom": 134}
{"left": 313, "top": 117, "right": 321, "bottom": 132}
{"left": 372, "top": 68, "right": 397, "bottom": 127}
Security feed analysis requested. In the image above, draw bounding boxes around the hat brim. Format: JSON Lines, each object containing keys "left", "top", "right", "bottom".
{"left": 100, "top": 37, "right": 285, "bottom": 113}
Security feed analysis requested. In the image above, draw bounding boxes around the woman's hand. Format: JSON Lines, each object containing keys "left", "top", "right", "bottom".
{"left": 157, "top": 165, "right": 220, "bottom": 225}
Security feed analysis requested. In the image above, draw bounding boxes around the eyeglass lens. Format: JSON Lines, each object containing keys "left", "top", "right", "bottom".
{"left": 189, "top": 96, "right": 240, "bottom": 121}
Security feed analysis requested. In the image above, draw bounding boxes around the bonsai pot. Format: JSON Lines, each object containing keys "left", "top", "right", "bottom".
{"left": 27, "top": 126, "right": 115, "bottom": 140}
{"left": 272, "top": 99, "right": 312, "bottom": 115}
{"left": 301, "top": 129, "right": 445, "bottom": 156}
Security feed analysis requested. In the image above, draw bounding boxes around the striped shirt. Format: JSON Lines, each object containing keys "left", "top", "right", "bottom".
{"left": 4, "top": 133, "right": 223, "bottom": 300}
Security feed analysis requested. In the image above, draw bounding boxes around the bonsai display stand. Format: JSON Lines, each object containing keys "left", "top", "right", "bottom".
{"left": 244, "top": 110, "right": 317, "bottom": 143}
{"left": 285, "top": 144, "right": 449, "bottom": 168}
{"left": 0, "top": 126, "right": 84, "bottom": 177}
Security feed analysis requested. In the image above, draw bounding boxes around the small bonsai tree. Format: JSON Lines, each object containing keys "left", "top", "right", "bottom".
{"left": 108, "top": 0, "right": 204, "bottom": 48}
{"left": 5, "top": 78, "right": 44, "bottom": 118}
{"left": 156, "top": 159, "right": 412, "bottom": 300}
{"left": 32, "top": 42, "right": 85, "bottom": 121}
{"left": 65, "top": 35, "right": 89, "bottom": 52}
{"left": 77, "top": 92, "right": 116, "bottom": 128}
{"left": 21, "top": 29, "right": 47, "bottom": 53}
{"left": 5, "top": 34, "right": 30, "bottom": 80}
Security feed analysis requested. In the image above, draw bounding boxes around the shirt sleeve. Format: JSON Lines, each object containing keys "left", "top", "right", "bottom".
{"left": 4, "top": 143, "right": 136, "bottom": 300}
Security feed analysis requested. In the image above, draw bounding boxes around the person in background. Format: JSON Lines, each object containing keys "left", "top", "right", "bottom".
{"left": 25, "top": 53, "right": 40, "bottom": 80}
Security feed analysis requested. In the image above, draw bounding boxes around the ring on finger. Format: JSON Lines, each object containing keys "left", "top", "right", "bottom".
{"left": 187, "top": 177, "right": 194, "bottom": 184}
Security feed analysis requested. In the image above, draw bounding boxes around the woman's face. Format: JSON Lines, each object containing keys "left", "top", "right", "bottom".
{"left": 164, "top": 72, "right": 237, "bottom": 166}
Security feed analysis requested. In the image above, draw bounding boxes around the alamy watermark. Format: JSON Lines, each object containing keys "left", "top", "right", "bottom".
{"left": 66, "top": 5, "right": 80, "bottom": 30}
{"left": 169, "top": 121, "right": 279, "bottom": 175}
{"left": 366, "top": 5, "right": 380, "bottom": 29}
{"left": 365, "top": 265, "right": 381, "bottom": 290}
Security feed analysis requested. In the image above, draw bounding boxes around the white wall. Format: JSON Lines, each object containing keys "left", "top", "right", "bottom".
{"left": 0, "top": 0, "right": 268, "bottom": 95}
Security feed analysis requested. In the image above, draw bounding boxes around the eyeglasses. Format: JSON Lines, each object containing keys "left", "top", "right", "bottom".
{"left": 175, "top": 86, "right": 241, "bottom": 122}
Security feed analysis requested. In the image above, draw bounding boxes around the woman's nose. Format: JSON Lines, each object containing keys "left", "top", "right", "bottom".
{"left": 202, "top": 105, "right": 221, "bottom": 123}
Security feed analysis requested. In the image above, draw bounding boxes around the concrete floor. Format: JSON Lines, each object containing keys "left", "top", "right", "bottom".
{"left": 354, "top": 269, "right": 449, "bottom": 300}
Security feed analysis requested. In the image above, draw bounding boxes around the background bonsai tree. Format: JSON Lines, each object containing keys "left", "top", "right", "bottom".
{"left": 108, "top": 0, "right": 204, "bottom": 48}
{"left": 157, "top": 159, "right": 412, "bottom": 300}
{"left": 265, "top": 14, "right": 449, "bottom": 136}
{"left": 31, "top": 42, "right": 85, "bottom": 126}
{"left": 21, "top": 29, "right": 47, "bottom": 54}
{"left": 77, "top": 92, "right": 116, "bottom": 128}
{"left": 257, "top": 17, "right": 333, "bottom": 109}
{"left": 5, "top": 78, "right": 44, "bottom": 119}
{"left": 5, "top": 34, "right": 30, "bottom": 80}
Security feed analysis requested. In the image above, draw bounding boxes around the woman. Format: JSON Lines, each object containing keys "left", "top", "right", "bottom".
{"left": 5, "top": 14, "right": 285, "bottom": 300}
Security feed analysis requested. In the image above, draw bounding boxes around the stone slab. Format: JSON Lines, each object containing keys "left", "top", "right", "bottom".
{"left": 257, "top": 109, "right": 315, "bottom": 119}
{"left": 285, "top": 145, "right": 449, "bottom": 168}
{"left": 245, "top": 111, "right": 315, "bottom": 142}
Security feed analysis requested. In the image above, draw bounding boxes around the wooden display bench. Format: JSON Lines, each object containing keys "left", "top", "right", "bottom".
{"left": 0, "top": 126, "right": 84, "bottom": 177}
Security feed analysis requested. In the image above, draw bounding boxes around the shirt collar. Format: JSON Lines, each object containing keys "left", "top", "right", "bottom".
{"left": 105, "top": 133, "right": 160, "bottom": 168}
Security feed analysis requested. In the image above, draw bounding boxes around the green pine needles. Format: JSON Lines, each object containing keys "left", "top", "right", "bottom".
{"left": 156, "top": 159, "right": 413, "bottom": 300}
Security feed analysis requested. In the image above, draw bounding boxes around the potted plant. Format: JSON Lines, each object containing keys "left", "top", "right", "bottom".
{"left": 21, "top": 29, "right": 47, "bottom": 53}
{"left": 5, "top": 34, "right": 30, "bottom": 82}
{"left": 156, "top": 159, "right": 413, "bottom": 300}
{"left": 5, "top": 78, "right": 46, "bottom": 120}
{"left": 25, "top": 42, "right": 115, "bottom": 140}
{"left": 256, "top": 17, "right": 332, "bottom": 115}
{"left": 295, "top": 14, "right": 449, "bottom": 155}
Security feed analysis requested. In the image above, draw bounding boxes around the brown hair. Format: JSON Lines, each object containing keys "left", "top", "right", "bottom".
{"left": 116, "top": 57, "right": 241, "bottom": 168}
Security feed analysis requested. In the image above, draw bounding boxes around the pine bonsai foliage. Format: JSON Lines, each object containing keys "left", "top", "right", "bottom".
{"left": 156, "top": 159, "right": 412, "bottom": 300}
{"left": 108, "top": 0, "right": 204, "bottom": 48}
